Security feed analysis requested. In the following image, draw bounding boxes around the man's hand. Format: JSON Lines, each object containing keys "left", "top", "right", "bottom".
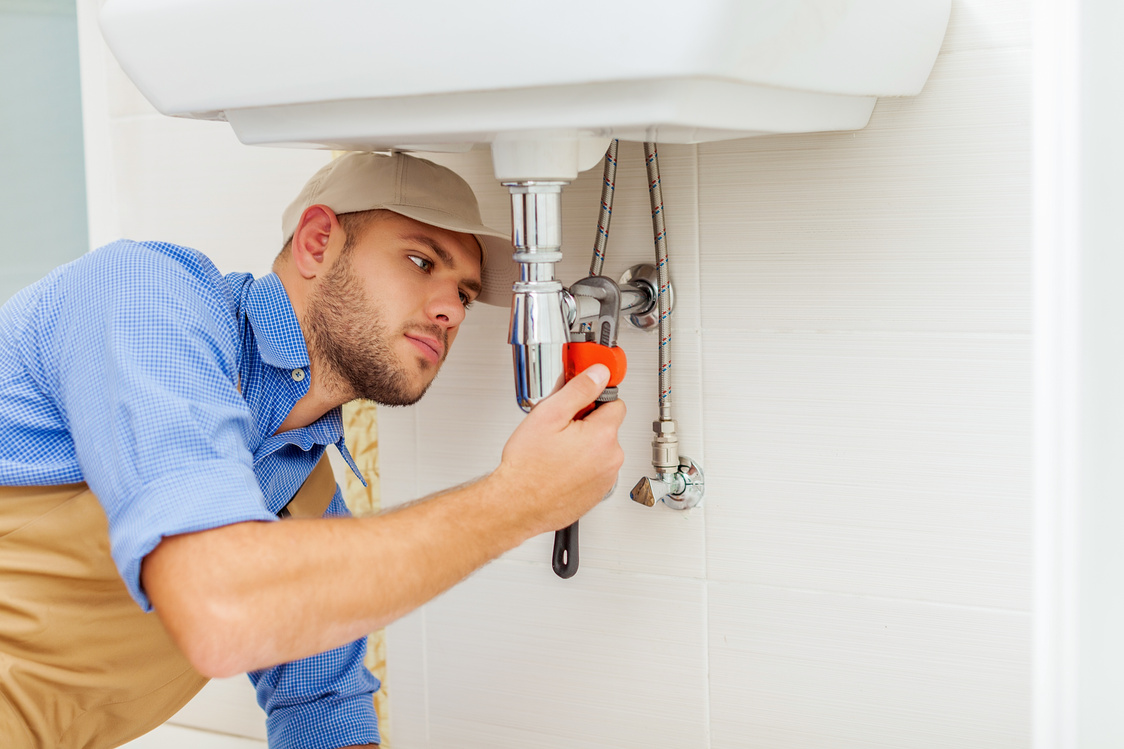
{"left": 493, "top": 363, "right": 626, "bottom": 536}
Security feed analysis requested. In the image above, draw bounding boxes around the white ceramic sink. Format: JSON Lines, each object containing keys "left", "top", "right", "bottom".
{"left": 99, "top": 0, "right": 950, "bottom": 178}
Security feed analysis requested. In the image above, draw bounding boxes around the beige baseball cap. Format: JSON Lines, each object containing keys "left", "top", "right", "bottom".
{"left": 282, "top": 151, "right": 517, "bottom": 306}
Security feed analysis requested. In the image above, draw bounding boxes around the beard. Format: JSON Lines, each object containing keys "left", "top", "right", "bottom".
{"left": 304, "top": 250, "right": 443, "bottom": 407}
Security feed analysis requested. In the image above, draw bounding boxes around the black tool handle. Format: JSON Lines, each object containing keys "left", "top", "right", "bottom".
{"left": 551, "top": 345, "right": 620, "bottom": 580}
{"left": 552, "top": 521, "right": 579, "bottom": 578}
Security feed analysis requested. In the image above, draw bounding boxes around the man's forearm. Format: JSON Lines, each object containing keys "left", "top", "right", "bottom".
{"left": 143, "top": 470, "right": 537, "bottom": 678}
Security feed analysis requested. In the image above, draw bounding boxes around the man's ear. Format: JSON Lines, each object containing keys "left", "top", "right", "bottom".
{"left": 291, "top": 205, "right": 338, "bottom": 280}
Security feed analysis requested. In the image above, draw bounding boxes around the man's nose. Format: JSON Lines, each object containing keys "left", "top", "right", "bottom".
{"left": 429, "top": 280, "right": 466, "bottom": 328}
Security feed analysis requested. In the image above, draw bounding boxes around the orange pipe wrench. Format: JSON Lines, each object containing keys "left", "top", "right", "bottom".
{"left": 553, "top": 276, "right": 627, "bottom": 578}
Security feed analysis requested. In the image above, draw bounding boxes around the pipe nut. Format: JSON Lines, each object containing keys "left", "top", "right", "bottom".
{"left": 652, "top": 419, "right": 678, "bottom": 435}
{"left": 652, "top": 442, "right": 679, "bottom": 472}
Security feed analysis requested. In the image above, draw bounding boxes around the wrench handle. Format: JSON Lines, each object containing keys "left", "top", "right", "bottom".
{"left": 552, "top": 522, "right": 579, "bottom": 579}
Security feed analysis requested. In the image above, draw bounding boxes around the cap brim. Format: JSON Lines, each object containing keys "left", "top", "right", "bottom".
{"left": 384, "top": 205, "right": 516, "bottom": 307}
{"left": 476, "top": 234, "right": 519, "bottom": 306}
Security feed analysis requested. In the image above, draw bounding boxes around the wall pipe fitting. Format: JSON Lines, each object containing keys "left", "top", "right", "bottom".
{"left": 507, "top": 181, "right": 570, "bottom": 413}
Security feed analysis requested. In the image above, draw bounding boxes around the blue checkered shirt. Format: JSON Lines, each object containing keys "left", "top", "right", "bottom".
{"left": 0, "top": 240, "right": 380, "bottom": 748}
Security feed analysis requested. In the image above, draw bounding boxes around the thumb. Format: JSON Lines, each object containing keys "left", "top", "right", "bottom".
{"left": 531, "top": 364, "right": 610, "bottom": 427}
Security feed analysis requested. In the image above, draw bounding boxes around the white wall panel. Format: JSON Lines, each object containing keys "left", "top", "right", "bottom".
{"left": 166, "top": 677, "right": 266, "bottom": 741}
{"left": 108, "top": 116, "right": 329, "bottom": 277}
{"left": 709, "top": 582, "right": 1030, "bottom": 748}
{"left": 703, "top": 330, "right": 1030, "bottom": 608}
{"left": 691, "top": 10, "right": 1032, "bottom": 744}
{"left": 943, "top": 0, "right": 1030, "bottom": 53}
{"left": 103, "top": 58, "right": 156, "bottom": 121}
{"left": 121, "top": 724, "right": 265, "bottom": 749}
{"left": 386, "top": 609, "right": 430, "bottom": 749}
{"left": 698, "top": 48, "right": 1030, "bottom": 336}
{"left": 375, "top": 405, "right": 421, "bottom": 510}
{"left": 421, "top": 562, "right": 708, "bottom": 749}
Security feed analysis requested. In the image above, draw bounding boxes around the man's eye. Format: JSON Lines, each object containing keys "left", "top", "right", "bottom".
{"left": 409, "top": 255, "right": 432, "bottom": 272}
{"left": 460, "top": 292, "right": 474, "bottom": 310}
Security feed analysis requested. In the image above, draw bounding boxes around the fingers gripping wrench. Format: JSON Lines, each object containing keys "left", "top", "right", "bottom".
{"left": 554, "top": 277, "right": 627, "bottom": 579}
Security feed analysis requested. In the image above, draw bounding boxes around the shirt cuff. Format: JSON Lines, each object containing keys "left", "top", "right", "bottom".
{"left": 266, "top": 692, "right": 380, "bottom": 749}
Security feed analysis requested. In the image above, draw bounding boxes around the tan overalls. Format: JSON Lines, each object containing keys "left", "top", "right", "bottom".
{"left": 0, "top": 456, "right": 336, "bottom": 748}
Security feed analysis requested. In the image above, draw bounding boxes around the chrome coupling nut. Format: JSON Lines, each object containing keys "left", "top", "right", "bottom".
{"left": 651, "top": 419, "right": 680, "bottom": 473}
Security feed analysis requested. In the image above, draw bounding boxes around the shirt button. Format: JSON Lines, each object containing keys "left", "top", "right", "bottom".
{"left": 291, "top": 368, "right": 306, "bottom": 382}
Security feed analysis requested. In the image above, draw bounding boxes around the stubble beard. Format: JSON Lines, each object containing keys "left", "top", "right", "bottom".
{"left": 305, "top": 250, "right": 441, "bottom": 407}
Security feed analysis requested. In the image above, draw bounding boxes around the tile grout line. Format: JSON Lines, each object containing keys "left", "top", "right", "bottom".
{"left": 693, "top": 142, "right": 714, "bottom": 749}
{"left": 411, "top": 405, "right": 433, "bottom": 748}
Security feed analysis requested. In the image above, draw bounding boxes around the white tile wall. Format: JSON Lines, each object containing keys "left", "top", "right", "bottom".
{"left": 385, "top": 1, "right": 1033, "bottom": 745}
{"left": 166, "top": 677, "right": 268, "bottom": 741}
{"left": 121, "top": 724, "right": 265, "bottom": 749}
{"left": 107, "top": 115, "right": 329, "bottom": 277}
{"left": 78, "top": 0, "right": 1034, "bottom": 746}
{"left": 420, "top": 563, "right": 708, "bottom": 749}
{"left": 708, "top": 583, "right": 1028, "bottom": 748}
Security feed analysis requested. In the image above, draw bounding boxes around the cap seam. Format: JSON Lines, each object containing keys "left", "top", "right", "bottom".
{"left": 392, "top": 201, "right": 488, "bottom": 223}
{"left": 394, "top": 154, "right": 405, "bottom": 204}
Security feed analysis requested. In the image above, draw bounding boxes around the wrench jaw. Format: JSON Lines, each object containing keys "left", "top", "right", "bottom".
{"left": 567, "top": 276, "right": 622, "bottom": 347}
{"left": 565, "top": 276, "right": 626, "bottom": 420}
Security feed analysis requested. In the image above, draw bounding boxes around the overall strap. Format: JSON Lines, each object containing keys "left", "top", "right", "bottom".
{"left": 277, "top": 454, "right": 336, "bottom": 519}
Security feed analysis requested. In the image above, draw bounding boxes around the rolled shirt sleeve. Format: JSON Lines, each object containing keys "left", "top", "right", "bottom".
{"left": 43, "top": 241, "right": 278, "bottom": 609}
{"left": 251, "top": 636, "right": 381, "bottom": 749}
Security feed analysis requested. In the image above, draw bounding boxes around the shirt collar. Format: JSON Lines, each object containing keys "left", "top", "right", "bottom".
{"left": 253, "top": 406, "right": 368, "bottom": 488}
{"left": 242, "top": 273, "right": 309, "bottom": 370}
{"left": 239, "top": 273, "right": 368, "bottom": 487}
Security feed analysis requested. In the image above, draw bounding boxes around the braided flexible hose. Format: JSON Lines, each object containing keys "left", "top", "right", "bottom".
{"left": 589, "top": 139, "right": 619, "bottom": 277}
{"left": 643, "top": 142, "right": 673, "bottom": 422}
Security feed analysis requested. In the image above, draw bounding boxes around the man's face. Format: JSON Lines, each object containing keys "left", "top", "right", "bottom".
{"left": 305, "top": 212, "right": 483, "bottom": 406}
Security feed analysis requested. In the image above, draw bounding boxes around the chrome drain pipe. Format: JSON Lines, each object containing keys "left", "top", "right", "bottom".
{"left": 506, "top": 181, "right": 570, "bottom": 413}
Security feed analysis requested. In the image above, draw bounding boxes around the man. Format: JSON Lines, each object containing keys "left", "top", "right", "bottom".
{"left": 0, "top": 152, "right": 625, "bottom": 748}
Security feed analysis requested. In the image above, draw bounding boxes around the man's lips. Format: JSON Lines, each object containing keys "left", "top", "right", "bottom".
{"left": 404, "top": 333, "right": 443, "bottom": 364}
